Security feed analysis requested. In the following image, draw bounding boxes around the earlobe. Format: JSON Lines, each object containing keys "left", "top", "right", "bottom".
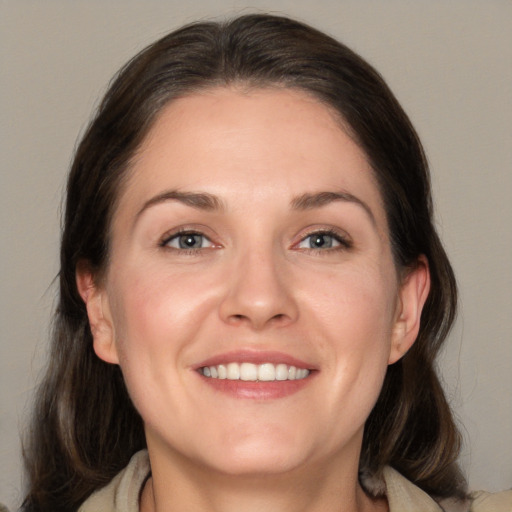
{"left": 76, "top": 262, "right": 119, "bottom": 365}
{"left": 388, "top": 256, "right": 430, "bottom": 365}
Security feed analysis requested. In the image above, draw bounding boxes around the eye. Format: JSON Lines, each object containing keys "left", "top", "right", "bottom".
{"left": 162, "top": 231, "right": 215, "bottom": 250}
{"left": 296, "top": 230, "right": 351, "bottom": 250}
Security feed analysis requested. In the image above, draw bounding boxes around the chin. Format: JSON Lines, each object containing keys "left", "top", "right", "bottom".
{"left": 204, "top": 447, "right": 307, "bottom": 477}
{"left": 208, "top": 429, "right": 329, "bottom": 478}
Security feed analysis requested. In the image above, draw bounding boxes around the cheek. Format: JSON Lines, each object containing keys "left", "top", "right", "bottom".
{"left": 106, "top": 262, "right": 221, "bottom": 367}
{"left": 104, "top": 266, "right": 206, "bottom": 418}
{"left": 301, "top": 258, "right": 398, "bottom": 342}
{"left": 302, "top": 262, "right": 397, "bottom": 400}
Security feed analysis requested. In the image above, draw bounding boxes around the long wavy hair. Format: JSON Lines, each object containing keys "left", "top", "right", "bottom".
{"left": 23, "top": 14, "right": 464, "bottom": 511}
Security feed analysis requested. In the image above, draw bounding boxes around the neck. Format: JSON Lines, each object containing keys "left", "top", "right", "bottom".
{"left": 140, "top": 444, "right": 387, "bottom": 512}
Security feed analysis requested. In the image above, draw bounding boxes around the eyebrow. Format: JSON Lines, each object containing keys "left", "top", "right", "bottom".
{"left": 291, "top": 191, "right": 376, "bottom": 225}
{"left": 135, "top": 189, "right": 375, "bottom": 225}
{"left": 136, "top": 190, "right": 225, "bottom": 219}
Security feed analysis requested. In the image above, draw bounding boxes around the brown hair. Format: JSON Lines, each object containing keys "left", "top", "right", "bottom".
{"left": 23, "top": 14, "right": 465, "bottom": 511}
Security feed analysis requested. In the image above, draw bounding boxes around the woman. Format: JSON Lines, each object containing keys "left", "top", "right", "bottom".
{"left": 21, "top": 14, "right": 510, "bottom": 512}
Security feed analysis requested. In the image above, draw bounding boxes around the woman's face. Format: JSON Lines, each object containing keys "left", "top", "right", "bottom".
{"left": 80, "top": 87, "right": 427, "bottom": 477}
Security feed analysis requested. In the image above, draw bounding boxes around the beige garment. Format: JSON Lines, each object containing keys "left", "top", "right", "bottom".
{"left": 79, "top": 450, "right": 512, "bottom": 512}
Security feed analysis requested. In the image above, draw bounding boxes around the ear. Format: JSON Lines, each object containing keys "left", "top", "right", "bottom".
{"left": 76, "top": 261, "right": 119, "bottom": 365}
{"left": 388, "top": 256, "right": 430, "bottom": 365}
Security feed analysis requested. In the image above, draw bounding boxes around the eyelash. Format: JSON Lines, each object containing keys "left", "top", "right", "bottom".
{"left": 295, "top": 229, "right": 352, "bottom": 253}
{"left": 160, "top": 229, "right": 216, "bottom": 255}
{"left": 160, "top": 227, "right": 352, "bottom": 256}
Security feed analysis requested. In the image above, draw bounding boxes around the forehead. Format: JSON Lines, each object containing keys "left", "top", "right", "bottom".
{"left": 118, "top": 86, "right": 386, "bottom": 226}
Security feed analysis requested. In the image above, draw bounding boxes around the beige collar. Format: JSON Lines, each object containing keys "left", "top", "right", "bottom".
{"left": 81, "top": 451, "right": 476, "bottom": 512}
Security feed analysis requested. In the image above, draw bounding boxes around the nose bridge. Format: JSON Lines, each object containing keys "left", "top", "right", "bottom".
{"left": 219, "top": 237, "right": 298, "bottom": 329}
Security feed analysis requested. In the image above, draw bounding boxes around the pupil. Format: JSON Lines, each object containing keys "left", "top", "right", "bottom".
{"left": 180, "top": 234, "right": 200, "bottom": 248}
{"left": 312, "top": 234, "right": 331, "bottom": 248}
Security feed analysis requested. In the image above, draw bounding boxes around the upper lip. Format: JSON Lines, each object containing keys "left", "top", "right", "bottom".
{"left": 193, "top": 350, "right": 315, "bottom": 370}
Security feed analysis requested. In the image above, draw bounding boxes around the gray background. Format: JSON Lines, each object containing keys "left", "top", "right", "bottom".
{"left": 1, "top": 1, "right": 511, "bottom": 509}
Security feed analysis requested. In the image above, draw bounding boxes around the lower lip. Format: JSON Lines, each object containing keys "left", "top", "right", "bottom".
{"left": 198, "top": 373, "right": 314, "bottom": 399}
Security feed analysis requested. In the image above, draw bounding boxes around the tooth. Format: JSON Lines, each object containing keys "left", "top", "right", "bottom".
{"left": 217, "top": 364, "right": 227, "bottom": 379}
{"left": 226, "top": 362, "right": 240, "bottom": 380}
{"left": 275, "top": 364, "right": 288, "bottom": 381}
{"left": 258, "top": 363, "right": 276, "bottom": 381}
{"left": 202, "top": 361, "right": 309, "bottom": 381}
{"left": 297, "top": 368, "right": 309, "bottom": 379}
{"left": 240, "top": 362, "right": 258, "bottom": 381}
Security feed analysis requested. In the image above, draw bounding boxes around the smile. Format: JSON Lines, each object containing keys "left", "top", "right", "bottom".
{"left": 200, "top": 362, "right": 310, "bottom": 381}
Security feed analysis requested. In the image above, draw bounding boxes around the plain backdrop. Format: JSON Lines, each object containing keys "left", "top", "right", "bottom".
{"left": 1, "top": 1, "right": 511, "bottom": 509}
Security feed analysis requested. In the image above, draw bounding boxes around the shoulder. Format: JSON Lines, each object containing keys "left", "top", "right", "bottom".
{"left": 78, "top": 450, "right": 150, "bottom": 512}
{"left": 383, "top": 466, "right": 449, "bottom": 512}
{"left": 470, "top": 489, "right": 512, "bottom": 512}
{"left": 382, "top": 467, "right": 511, "bottom": 512}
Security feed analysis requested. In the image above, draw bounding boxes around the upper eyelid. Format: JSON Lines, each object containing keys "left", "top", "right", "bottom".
{"left": 161, "top": 229, "right": 203, "bottom": 242}
{"left": 159, "top": 226, "right": 218, "bottom": 246}
{"left": 160, "top": 232, "right": 217, "bottom": 252}
{"left": 301, "top": 236, "right": 349, "bottom": 249}
{"left": 295, "top": 227, "right": 352, "bottom": 244}
{"left": 157, "top": 225, "right": 352, "bottom": 248}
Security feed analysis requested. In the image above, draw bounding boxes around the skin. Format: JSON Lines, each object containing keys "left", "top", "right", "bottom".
{"left": 77, "top": 87, "right": 429, "bottom": 512}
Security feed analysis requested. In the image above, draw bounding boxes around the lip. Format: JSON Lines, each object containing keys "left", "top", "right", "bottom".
{"left": 192, "top": 350, "right": 317, "bottom": 400}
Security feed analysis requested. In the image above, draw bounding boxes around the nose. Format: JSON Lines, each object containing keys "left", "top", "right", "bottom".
{"left": 218, "top": 246, "right": 299, "bottom": 330}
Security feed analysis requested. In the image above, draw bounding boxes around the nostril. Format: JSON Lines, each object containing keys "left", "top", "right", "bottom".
{"left": 228, "top": 314, "right": 246, "bottom": 323}
{"left": 269, "top": 313, "right": 291, "bottom": 325}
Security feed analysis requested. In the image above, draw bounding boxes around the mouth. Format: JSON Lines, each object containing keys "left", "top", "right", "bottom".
{"left": 194, "top": 351, "right": 315, "bottom": 399}
{"left": 199, "top": 362, "right": 310, "bottom": 381}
